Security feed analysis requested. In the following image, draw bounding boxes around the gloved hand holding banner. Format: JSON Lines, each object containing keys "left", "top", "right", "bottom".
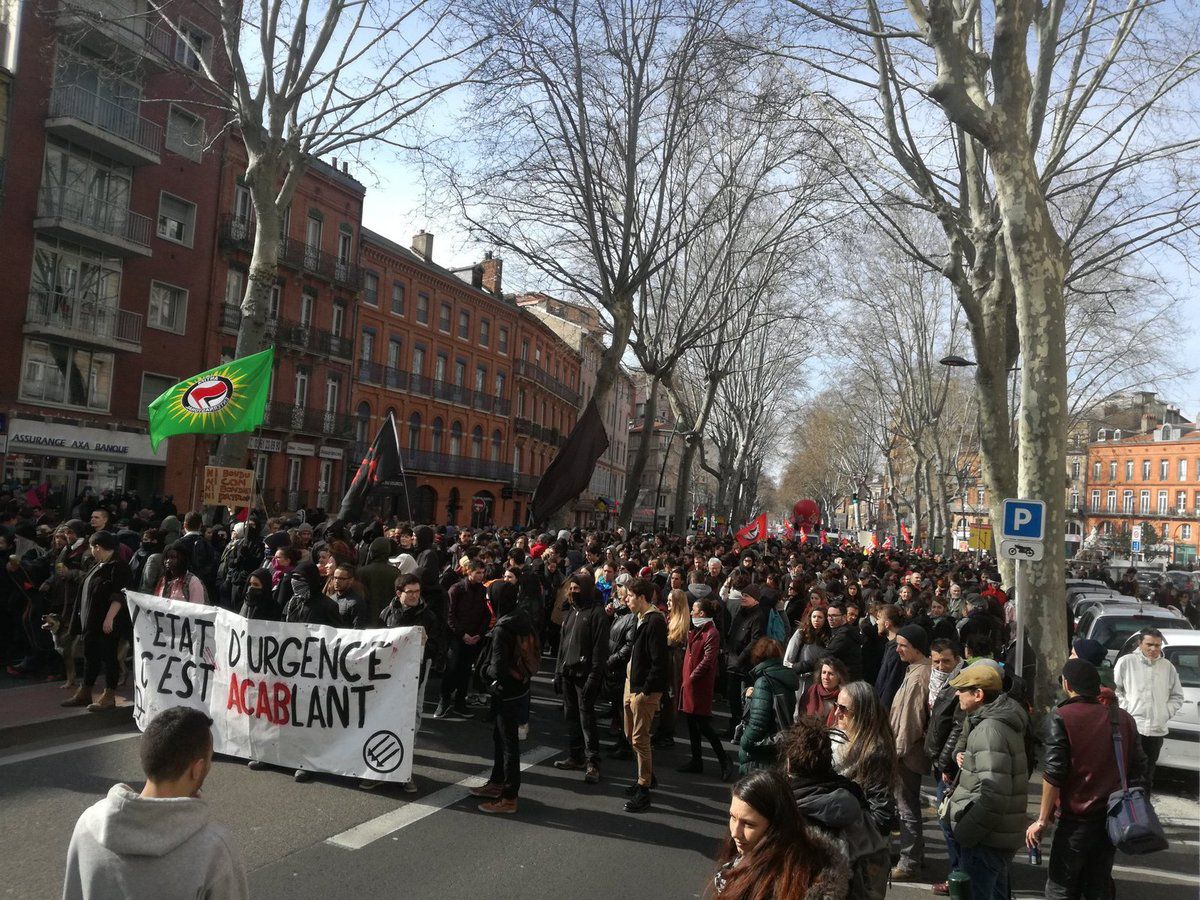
{"left": 126, "top": 591, "right": 424, "bottom": 782}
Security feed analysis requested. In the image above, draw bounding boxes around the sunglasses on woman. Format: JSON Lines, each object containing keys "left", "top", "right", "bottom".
{"left": 834, "top": 703, "right": 852, "bottom": 717}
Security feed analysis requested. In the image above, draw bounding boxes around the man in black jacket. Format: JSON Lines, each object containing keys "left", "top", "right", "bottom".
{"left": 553, "top": 574, "right": 609, "bottom": 783}
{"left": 622, "top": 577, "right": 668, "bottom": 813}
{"left": 471, "top": 581, "right": 535, "bottom": 815}
{"left": 825, "top": 602, "right": 864, "bottom": 681}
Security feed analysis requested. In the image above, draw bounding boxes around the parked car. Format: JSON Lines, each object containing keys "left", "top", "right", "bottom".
{"left": 1074, "top": 602, "right": 1193, "bottom": 664}
{"left": 1164, "top": 570, "right": 1198, "bottom": 593}
{"left": 1073, "top": 593, "right": 1139, "bottom": 626}
{"left": 1115, "top": 627, "right": 1199, "bottom": 774}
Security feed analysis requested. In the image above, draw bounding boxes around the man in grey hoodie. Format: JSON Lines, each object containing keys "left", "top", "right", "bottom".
{"left": 63, "top": 706, "right": 248, "bottom": 900}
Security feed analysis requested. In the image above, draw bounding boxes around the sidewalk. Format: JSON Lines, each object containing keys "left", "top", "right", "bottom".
{"left": 0, "top": 680, "right": 134, "bottom": 751}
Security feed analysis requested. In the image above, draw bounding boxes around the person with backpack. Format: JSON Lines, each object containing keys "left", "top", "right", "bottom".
{"left": 470, "top": 581, "right": 537, "bottom": 814}
{"left": 151, "top": 543, "right": 209, "bottom": 605}
{"left": 737, "top": 638, "right": 798, "bottom": 774}
{"left": 216, "top": 520, "right": 263, "bottom": 611}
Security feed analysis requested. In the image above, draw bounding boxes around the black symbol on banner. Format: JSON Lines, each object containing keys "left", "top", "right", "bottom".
{"left": 362, "top": 730, "right": 405, "bottom": 774}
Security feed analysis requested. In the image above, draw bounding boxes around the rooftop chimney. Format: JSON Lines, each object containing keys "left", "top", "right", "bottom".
{"left": 1141, "top": 412, "right": 1157, "bottom": 433}
{"left": 481, "top": 252, "right": 502, "bottom": 295}
{"left": 341, "top": 161, "right": 348, "bottom": 174}
{"left": 412, "top": 230, "right": 433, "bottom": 262}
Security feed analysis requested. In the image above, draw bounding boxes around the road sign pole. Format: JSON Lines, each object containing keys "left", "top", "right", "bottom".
{"left": 1014, "top": 557, "right": 1024, "bottom": 675}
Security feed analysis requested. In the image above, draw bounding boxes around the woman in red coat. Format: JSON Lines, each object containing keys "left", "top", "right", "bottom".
{"left": 677, "top": 598, "right": 733, "bottom": 779}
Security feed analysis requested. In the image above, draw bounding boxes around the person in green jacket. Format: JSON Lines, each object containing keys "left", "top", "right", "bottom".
{"left": 945, "top": 662, "right": 1030, "bottom": 900}
{"left": 737, "top": 638, "right": 798, "bottom": 774}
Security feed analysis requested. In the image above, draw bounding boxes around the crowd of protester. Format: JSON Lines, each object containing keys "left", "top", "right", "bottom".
{"left": 1, "top": 486, "right": 1190, "bottom": 899}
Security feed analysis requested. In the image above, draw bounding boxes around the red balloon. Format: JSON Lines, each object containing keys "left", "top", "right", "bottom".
{"left": 793, "top": 498, "right": 820, "bottom": 526}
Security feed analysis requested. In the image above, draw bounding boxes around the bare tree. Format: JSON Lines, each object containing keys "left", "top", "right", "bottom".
{"left": 779, "top": 0, "right": 1200, "bottom": 709}
{"left": 441, "top": 0, "right": 762, "bottom": 412}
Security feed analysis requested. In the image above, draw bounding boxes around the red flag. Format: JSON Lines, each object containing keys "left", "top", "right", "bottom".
{"left": 819, "top": 529, "right": 828, "bottom": 545}
{"left": 900, "top": 522, "right": 912, "bottom": 546}
{"left": 736, "top": 513, "right": 768, "bottom": 548}
{"left": 869, "top": 533, "right": 878, "bottom": 550}
{"left": 799, "top": 526, "right": 809, "bottom": 543}
{"left": 783, "top": 521, "right": 795, "bottom": 540}
{"left": 883, "top": 534, "right": 894, "bottom": 549}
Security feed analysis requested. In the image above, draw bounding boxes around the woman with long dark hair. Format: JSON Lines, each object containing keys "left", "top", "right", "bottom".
{"left": 829, "top": 680, "right": 898, "bottom": 837}
{"left": 712, "top": 769, "right": 850, "bottom": 899}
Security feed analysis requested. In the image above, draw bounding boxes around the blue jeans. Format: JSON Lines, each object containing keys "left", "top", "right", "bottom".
{"left": 935, "top": 776, "right": 961, "bottom": 871}
{"left": 960, "top": 844, "right": 1010, "bottom": 900}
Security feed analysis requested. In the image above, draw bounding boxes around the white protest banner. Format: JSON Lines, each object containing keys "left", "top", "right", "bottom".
{"left": 127, "top": 591, "right": 424, "bottom": 782}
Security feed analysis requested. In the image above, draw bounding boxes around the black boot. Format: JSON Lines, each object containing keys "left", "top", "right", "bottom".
{"left": 623, "top": 785, "right": 652, "bottom": 813}
{"left": 676, "top": 758, "right": 703, "bottom": 774}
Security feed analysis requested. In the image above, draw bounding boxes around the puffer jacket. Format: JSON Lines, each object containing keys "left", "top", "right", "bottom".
{"left": 738, "top": 658, "right": 799, "bottom": 772}
{"left": 1113, "top": 649, "right": 1186, "bottom": 737}
{"left": 790, "top": 773, "right": 890, "bottom": 900}
{"left": 888, "top": 660, "right": 931, "bottom": 774}
{"left": 947, "top": 692, "right": 1030, "bottom": 850}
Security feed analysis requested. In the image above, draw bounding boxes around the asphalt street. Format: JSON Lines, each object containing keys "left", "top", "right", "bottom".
{"left": 2, "top": 673, "right": 1198, "bottom": 900}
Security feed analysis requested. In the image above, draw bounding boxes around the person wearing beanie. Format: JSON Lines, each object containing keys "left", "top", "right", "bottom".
{"left": 945, "top": 662, "right": 1030, "bottom": 899}
{"left": 887, "top": 623, "right": 931, "bottom": 880}
{"left": 1028, "top": 658, "right": 1147, "bottom": 899}
{"left": 1070, "top": 637, "right": 1118, "bottom": 700}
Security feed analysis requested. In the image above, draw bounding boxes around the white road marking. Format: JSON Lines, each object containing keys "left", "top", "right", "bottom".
{"left": 1110, "top": 864, "right": 1198, "bottom": 884}
{"left": 0, "top": 731, "right": 138, "bottom": 767}
{"left": 326, "top": 744, "right": 559, "bottom": 850}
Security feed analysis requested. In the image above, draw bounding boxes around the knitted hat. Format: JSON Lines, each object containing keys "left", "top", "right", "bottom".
{"left": 1071, "top": 638, "right": 1107, "bottom": 668}
{"left": 1061, "top": 658, "right": 1101, "bottom": 697}
{"left": 896, "top": 624, "right": 930, "bottom": 657}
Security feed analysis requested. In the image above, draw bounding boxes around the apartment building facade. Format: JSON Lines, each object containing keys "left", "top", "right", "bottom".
{"left": 352, "top": 230, "right": 521, "bottom": 527}
{"left": 1084, "top": 416, "right": 1200, "bottom": 565}
{"left": 0, "top": 0, "right": 228, "bottom": 511}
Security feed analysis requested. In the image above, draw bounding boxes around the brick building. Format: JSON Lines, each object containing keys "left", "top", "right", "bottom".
{"left": 0, "top": 0, "right": 228, "bottom": 512}
{"left": 352, "top": 230, "right": 521, "bottom": 526}
{"left": 1084, "top": 413, "right": 1200, "bottom": 565}
{"left": 209, "top": 147, "right": 363, "bottom": 514}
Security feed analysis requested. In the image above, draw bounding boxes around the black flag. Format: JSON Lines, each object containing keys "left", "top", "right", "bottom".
{"left": 339, "top": 413, "right": 403, "bottom": 522}
{"left": 530, "top": 399, "right": 610, "bottom": 526}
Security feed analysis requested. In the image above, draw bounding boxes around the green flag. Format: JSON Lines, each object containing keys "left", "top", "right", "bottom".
{"left": 148, "top": 348, "right": 274, "bottom": 451}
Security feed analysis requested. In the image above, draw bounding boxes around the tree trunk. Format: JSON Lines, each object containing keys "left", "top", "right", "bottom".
{"left": 992, "top": 143, "right": 1069, "bottom": 713}
{"left": 667, "top": 373, "right": 721, "bottom": 535}
{"left": 214, "top": 185, "right": 283, "bottom": 474}
{"left": 619, "top": 370, "right": 660, "bottom": 531}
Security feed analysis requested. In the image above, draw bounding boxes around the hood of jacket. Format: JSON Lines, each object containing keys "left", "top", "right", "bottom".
{"left": 366, "top": 536, "right": 394, "bottom": 563}
{"left": 970, "top": 690, "right": 1027, "bottom": 732}
{"left": 414, "top": 525, "right": 434, "bottom": 552}
{"left": 496, "top": 606, "right": 535, "bottom": 637}
{"left": 789, "top": 775, "right": 862, "bottom": 830}
{"left": 751, "top": 658, "right": 799, "bottom": 690}
{"left": 686, "top": 583, "right": 713, "bottom": 602}
{"left": 86, "top": 784, "right": 212, "bottom": 857}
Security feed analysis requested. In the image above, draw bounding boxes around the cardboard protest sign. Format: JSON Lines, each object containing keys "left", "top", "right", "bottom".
{"left": 127, "top": 591, "right": 424, "bottom": 782}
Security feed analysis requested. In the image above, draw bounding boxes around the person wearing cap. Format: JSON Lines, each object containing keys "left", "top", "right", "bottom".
{"left": 944, "top": 661, "right": 1029, "bottom": 899}
{"left": 60, "top": 531, "right": 132, "bottom": 712}
{"left": 1070, "top": 638, "right": 1117, "bottom": 702}
{"left": 1028, "top": 658, "right": 1146, "bottom": 899}
{"left": 887, "top": 623, "right": 932, "bottom": 881}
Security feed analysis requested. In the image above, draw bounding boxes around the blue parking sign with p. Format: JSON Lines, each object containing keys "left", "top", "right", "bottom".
{"left": 1001, "top": 498, "right": 1045, "bottom": 541}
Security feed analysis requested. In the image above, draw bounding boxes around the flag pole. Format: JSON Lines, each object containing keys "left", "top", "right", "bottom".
{"left": 389, "top": 412, "right": 412, "bottom": 522}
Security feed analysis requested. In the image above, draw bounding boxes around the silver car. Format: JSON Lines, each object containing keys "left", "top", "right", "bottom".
{"left": 1074, "top": 602, "right": 1193, "bottom": 664}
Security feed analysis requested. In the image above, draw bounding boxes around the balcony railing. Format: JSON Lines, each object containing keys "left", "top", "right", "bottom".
{"left": 37, "top": 186, "right": 152, "bottom": 254}
{"left": 47, "top": 83, "right": 162, "bottom": 163}
{"left": 1076, "top": 504, "right": 1200, "bottom": 519}
{"left": 512, "top": 416, "right": 564, "bottom": 446}
{"left": 263, "top": 401, "right": 352, "bottom": 438}
{"left": 220, "top": 305, "right": 351, "bottom": 358}
{"left": 57, "top": 8, "right": 175, "bottom": 67}
{"left": 354, "top": 361, "right": 511, "bottom": 415}
{"left": 218, "top": 215, "right": 363, "bottom": 290}
{"left": 513, "top": 358, "right": 581, "bottom": 406}
{"left": 25, "top": 291, "right": 143, "bottom": 348}
{"left": 404, "top": 449, "right": 513, "bottom": 482}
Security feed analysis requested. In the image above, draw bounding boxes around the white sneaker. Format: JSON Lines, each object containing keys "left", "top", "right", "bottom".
{"left": 518, "top": 724, "right": 530, "bottom": 741}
